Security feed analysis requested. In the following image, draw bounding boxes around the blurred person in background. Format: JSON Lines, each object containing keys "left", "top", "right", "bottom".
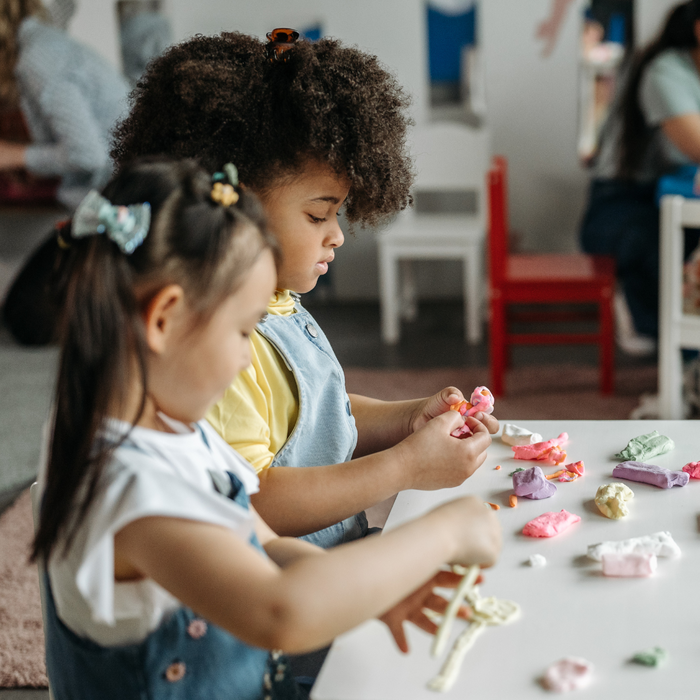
{"left": 580, "top": 0, "right": 700, "bottom": 355}
{"left": 0, "top": 0, "right": 129, "bottom": 209}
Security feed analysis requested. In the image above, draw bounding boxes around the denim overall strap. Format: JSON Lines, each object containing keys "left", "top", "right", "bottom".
{"left": 256, "top": 300, "right": 367, "bottom": 548}
{"left": 43, "top": 471, "right": 308, "bottom": 700}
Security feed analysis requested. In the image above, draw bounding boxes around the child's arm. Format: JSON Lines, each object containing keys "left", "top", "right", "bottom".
{"left": 349, "top": 387, "right": 499, "bottom": 458}
{"left": 253, "top": 411, "right": 492, "bottom": 537}
{"left": 115, "top": 493, "right": 499, "bottom": 654}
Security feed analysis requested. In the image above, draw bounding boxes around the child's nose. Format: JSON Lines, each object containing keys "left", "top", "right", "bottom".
{"left": 327, "top": 219, "right": 344, "bottom": 248}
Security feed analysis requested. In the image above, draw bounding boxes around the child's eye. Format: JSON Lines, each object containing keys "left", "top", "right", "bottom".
{"left": 308, "top": 214, "right": 326, "bottom": 223}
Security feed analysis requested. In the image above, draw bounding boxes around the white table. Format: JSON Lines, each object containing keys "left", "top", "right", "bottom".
{"left": 312, "top": 421, "right": 700, "bottom": 699}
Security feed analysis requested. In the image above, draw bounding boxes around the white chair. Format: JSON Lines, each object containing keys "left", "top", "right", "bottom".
{"left": 658, "top": 195, "right": 700, "bottom": 419}
{"left": 30, "top": 482, "right": 56, "bottom": 700}
{"left": 378, "top": 122, "right": 490, "bottom": 344}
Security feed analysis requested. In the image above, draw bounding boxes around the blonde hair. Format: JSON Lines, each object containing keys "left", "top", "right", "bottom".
{"left": 0, "top": 0, "right": 48, "bottom": 109}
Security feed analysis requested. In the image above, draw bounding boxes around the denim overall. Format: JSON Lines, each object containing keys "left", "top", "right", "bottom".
{"left": 257, "top": 296, "right": 367, "bottom": 548}
{"left": 44, "top": 472, "right": 308, "bottom": 700}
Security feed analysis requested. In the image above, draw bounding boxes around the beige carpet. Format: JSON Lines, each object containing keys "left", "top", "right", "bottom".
{"left": 344, "top": 364, "right": 658, "bottom": 419}
{"left": 0, "top": 363, "right": 657, "bottom": 688}
{"left": 0, "top": 489, "right": 47, "bottom": 688}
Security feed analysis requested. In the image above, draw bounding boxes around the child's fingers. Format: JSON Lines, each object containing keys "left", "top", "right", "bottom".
{"left": 422, "top": 592, "right": 473, "bottom": 621}
{"left": 410, "top": 611, "right": 439, "bottom": 637}
{"left": 434, "top": 409, "right": 468, "bottom": 433}
{"left": 387, "top": 619, "right": 409, "bottom": 654}
{"left": 432, "top": 570, "right": 484, "bottom": 589}
{"left": 472, "top": 412, "right": 500, "bottom": 435}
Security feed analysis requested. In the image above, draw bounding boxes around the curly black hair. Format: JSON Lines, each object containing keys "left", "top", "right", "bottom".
{"left": 112, "top": 32, "right": 415, "bottom": 227}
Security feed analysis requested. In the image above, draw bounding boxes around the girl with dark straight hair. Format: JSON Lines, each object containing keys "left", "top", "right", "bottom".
{"left": 580, "top": 0, "right": 700, "bottom": 350}
{"left": 33, "top": 158, "right": 501, "bottom": 699}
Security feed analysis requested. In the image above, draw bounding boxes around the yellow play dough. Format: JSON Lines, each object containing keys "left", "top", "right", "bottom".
{"left": 595, "top": 482, "right": 634, "bottom": 519}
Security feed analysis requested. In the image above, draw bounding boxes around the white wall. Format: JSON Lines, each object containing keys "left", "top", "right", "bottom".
{"left": 635, "top": 0, "right": 681, "bottom": 47}
{"left": 481, "top": 0, "right": 589, "bottom": 253}
{"left": 67, "top": 0, "right": 122, "bottom": 69}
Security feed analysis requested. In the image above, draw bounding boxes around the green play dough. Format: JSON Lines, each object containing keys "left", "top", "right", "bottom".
{"left": 632, "top": 647, "right": 667, "bottom": 667}
{"left": 615, "top": 431, "right": 674, "bottom": 461}
{"left": 509, "top": 467, "right": 525, "bottom": 477}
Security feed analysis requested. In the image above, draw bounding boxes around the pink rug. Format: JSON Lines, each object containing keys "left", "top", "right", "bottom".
{"left": 0, "top": 363, "right": 656, "bottom": 688}
{"left": 344, "top": 364, "right": 657, "bottom": 419}
{"left": 0, "top": 488, "right": 48, "bottom": 688}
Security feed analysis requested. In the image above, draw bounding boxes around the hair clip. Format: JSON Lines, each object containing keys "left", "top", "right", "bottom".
{"left": 266, "top": 28, "right": 300, "bottom": 63}
{"left": 211, "top": 162, "right": 240, "bottom": 206}
{"left": 72, "top": 190, "right": 151, "bottom": 254}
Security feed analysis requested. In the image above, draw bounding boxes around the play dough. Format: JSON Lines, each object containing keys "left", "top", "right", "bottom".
{"left": 682, "top": 461, "right": 700, "bottom": 479}
{"left": 431, "top": 566, "right": 480, "bottom": 658}
{"left": 601, "top": 552, "right": 657, "bottom": 577}
{"left": 523, "top": 510, "right": 581, "bottom": 538}
{"left": 513, "top": 466, "right": 557, "bottom": 499}
{"left": 450, "top": 387, "right": 495, "bottom": 437}
{"left": 612, "top": 461, "right": 689, "bottom": 489}
{"left": 594, "top": 483, "right": 634, "bottom": 519}
{"left": 587, "top": 531, "right": 681, "bottom": 561}
{"left": 512, "top": 433, "right": 568, "bottom": 465}
{"left": 428, "top": 568, "right": 520, "bottom": 693}
{"left": 542, "top": 657, "right": 594, "bottom": 692}
{"left": 632, "top": 647, "right": 667, "bottom": 667}
{"left": 501, "top": 423, "right": 543, "bottom": 446}
{"left": 615, "top": 431, "right": 674, "bottom": 461}
{"left": 529, "top": 554, "right": 547, "bottom": 567}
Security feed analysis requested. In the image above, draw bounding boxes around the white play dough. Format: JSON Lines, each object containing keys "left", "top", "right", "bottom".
{"left": 587, "top": 531, "right": 681, "bottom": 561}
{"left": 501, "top": 423, "right": 544, "bottom": 446}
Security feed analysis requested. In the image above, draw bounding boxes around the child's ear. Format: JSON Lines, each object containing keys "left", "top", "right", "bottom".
{"left": 143, "top": 284, "right": 185, "bottom": 354}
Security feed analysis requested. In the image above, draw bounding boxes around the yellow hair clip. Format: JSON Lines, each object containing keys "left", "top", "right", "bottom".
{"left": 211, "top": 182, "right": 239, "bottom": 207}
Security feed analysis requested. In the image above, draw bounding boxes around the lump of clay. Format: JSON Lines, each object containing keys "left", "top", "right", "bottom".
{"left": 523, "top": 510, "right": 581, "bottom": 538}
{"left": 501, "top": 423, "right": 543, "bottom": 446}
{"left": 542, "top": 657, "right": 594, "bottom": 692}
{"left": 615, "top": 430, "right": 674, "bottom": 461}
{"left": 632, "top": 647, "right": 667, "bottom": 667}
{"left": 594, "top": 482, "right": 634, "bottom": 519}
{"left": 612, "top": 461, "right": 689, "bottom": 489}
{"left": 513, "top": 466, "right": 557, "bottom": 499}
{"left": 450, "top": 387, "right": 495, "bottom": 438}
{"left": 528, "top": 554, "right": 547, "bottom": 568}
{"left": 587, "top": 531, "right": 681, "bottom": 561}
{"left": 602, "top": 552, "right": 657, "bottom": 577}
{"left": 512, "top": 433, "right": 568, "bottom": 465}
{"left": 682, "top": 461, "right": 700, "bottom": 479}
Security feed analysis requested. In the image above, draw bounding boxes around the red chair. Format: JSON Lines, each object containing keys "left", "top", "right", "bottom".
{"left": 488, "top": 156, "right": 615, "bottom": 396}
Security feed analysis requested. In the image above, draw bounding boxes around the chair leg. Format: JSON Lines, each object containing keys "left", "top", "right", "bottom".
{"left": 400, "top": 259, "right": 418, "bottom": 321}
{"left": 379, "top": 247, "right": 400, "bottom": 344}
{"left": 599, "top": 290, "right": 614, "bottom": 395}
{"left": 463, "top": 246, "right": 483, "bottom": 345}
{"left": 490, "top": 294, "right": 506, "bottom": 396}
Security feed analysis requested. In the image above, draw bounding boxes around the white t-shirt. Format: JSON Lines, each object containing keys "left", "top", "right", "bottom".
{"left": 40, "top": 416, "right": 260, "bottom": 647}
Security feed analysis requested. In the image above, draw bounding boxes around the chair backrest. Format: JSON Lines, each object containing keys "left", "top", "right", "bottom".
{"left": 412, "top": 122, "right": 490, "bottom": 192}
{"left": 488, "top": 155, "right": 509, "bottom": 285}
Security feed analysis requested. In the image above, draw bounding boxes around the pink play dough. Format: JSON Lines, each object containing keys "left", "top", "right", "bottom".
{"left": 523, "top": 510, "right": 581, "bottom": 538}
{"left": 543, "top": 657, "right": 594, "bottom": 692}
{"left": 512, "top": 433, "right": 569, "bottom": 465}
{"left": 601, "top": 552, "right": 657, "bottom": 577}
{"left": 682, "top": 461, "right": 700, "bottom": 479}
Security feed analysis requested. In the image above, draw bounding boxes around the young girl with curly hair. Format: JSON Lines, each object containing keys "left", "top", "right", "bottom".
{"left": 34, "top": 156, "right": 501, "bottom": 700}
{"left": 111, "top": 30, "right": 498, "bottom": 550}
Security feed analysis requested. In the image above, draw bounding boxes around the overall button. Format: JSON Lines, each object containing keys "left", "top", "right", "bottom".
{"left": 259, "top": 314, "right": 269, "bottom": 324}
{"left": 187, "top": 619, "right": 208, "bottom": 639}
{"left": 306, "top": 323, "right": 318, "bottom": 338}
{"left": 165, "top": 662, "right": 186, "bottom": 682}
{"left": 346, "top": 401, "right": 352, "bottom": 416}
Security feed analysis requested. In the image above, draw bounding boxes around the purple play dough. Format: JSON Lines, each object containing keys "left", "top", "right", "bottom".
{"left": 612, "top": 461, "right": 689, "bottom": 489}
{"left": 512, "top": 466, "right": 557, "bottom": 499}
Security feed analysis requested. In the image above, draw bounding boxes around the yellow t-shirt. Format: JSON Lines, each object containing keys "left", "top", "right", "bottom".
{"left": 206, "top": 290, "right": 299, "bottom": 473}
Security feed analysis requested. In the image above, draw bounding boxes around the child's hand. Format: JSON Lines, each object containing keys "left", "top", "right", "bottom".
{"left": 397, "top": 411, "right": 492, "bottom": 490}
{"left": 433, "top": 495, "right": 502, "bottom": 569}
{"left": 378, "top": 569, "right": 482, "bottom": 654}
{"left": 410, "top": 386, "right": 499, "bottom": 435}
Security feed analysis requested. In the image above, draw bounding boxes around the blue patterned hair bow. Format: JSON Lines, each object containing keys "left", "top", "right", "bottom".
{"left": 72, "top": 190, "right": 151, "bottom": 254}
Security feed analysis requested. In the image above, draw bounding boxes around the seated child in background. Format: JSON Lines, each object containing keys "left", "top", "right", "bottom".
{"left": 34, "top": 158, "right": 502, "bottom": 700}
{"left": 111, "top": 31, "right": 499, "bottom": 548}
